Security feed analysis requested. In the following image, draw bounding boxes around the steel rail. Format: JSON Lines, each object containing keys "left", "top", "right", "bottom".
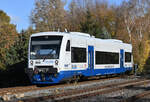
{"left": 19, "top": 79, "right": 148, "bottom": 102}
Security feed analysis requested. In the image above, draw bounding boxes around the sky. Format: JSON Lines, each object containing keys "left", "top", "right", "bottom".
{"left": 0, "top": 0, "right": 126, "bottom": 32}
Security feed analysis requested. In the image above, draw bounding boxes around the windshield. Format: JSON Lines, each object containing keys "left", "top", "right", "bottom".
{"left": 30, "top": 36, "right": 63, "bottom": 59}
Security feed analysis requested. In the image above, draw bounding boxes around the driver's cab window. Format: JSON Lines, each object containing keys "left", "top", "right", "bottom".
{"left": 66, "top": 40, "right": 70, "bottom": 51}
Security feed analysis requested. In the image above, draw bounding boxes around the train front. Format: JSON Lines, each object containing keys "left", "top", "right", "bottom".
{"left": 26, "top": 33, "right": 63, "bottom": 84}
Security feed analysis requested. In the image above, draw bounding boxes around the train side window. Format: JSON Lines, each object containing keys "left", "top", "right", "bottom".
{"left": 71, "top": 47, "right": 86, "bottom": 63}
{"left": 125, "top": 52, "right": 132, "bottom": 62}
{"left": 66, "top": 40, "right": 70, "bottom": 51}
{"left": 95, "top": 51, "right": 119, "bottom": 64}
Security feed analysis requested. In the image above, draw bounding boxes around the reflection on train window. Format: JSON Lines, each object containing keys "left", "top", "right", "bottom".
{"left": 95, "top": 51, "right": 119, "bottom": 64}
{"left": 71, "top": 47, "right": 86, "bottom": 63}
{"left": 125, "top": 52, "right": 132, "bottom": 62}
{"left": 30, "top": 36, "right": 62, "bottom": 59}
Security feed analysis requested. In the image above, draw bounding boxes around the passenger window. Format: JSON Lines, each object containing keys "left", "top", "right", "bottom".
{"left": 95, "top": 51, "right": 119, "bottom": 64}
{"left": 66, "top": 40, "right": 70, "bottom": 51}
{"left": 71, "top": 47, "right": 86, "bottom": 63}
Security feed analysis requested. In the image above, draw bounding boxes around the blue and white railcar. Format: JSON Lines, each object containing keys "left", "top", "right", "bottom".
{"left": 26, "top": 32, "right": 133, "bottom": 84}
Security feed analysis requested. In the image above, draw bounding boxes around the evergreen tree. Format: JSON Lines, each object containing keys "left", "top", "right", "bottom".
{"left": 5, "top": 27, "right": 35, "bottom": 67}
{"left": 80, "top": 9, "right": 111, "bottom": 39}
{"left": 0, "top": 10, "right": 18, "bottom": 70}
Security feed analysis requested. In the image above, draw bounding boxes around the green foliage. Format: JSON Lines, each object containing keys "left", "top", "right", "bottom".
{"left": 5, "top": 28, "right": 35, "bottom": 68}
{"left": 5, "top": 32, "right": 27, "bottom": 66}
{"left": 80, "top": 9, "right": 111, "bottom": 39}
{"left": 81, "top": 9, "right": 101, "bottom": 37}
{"left": 0, "top": 10, "right": 35, "bottom": 71}
{"left": 0, "top": 10, "right": 18, "bottom": 70}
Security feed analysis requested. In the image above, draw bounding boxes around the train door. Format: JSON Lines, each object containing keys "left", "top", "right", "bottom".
{"left": 120, "top": 49, "right": 124, "bottom": 69}
{"left": 88, "top": 46, "right": 94, "bottom": 70}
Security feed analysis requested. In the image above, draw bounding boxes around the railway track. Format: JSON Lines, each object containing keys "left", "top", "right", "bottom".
{"left": 121, "top": 90, "right": 150, "bottom": 102}
{"left": 134, "top": 91, "right": 150, "bottom": 102}
{"left": 0, "top": 76, "right": 121, "bottom": 96}
{"left": 17, "top": 78, "right": 150, "bottom": 102}
{"left": 2, "top": 75, "right": 150, "bottom": 102}
{"left": 0, "top": 75, "right": 134, "bottom": 101}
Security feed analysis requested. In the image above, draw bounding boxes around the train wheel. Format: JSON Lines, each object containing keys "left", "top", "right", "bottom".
{"left": 73, "top": 75, "right": 80, "bottom": 85}
{"left": 67, "top": 79, "right": 72, "bottom": 84}
{"left": 98, "top": 75, "right": 101, "bottom": 79}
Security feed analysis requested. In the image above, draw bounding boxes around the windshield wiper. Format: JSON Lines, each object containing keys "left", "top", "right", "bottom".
{"left": 43, "top": 50, "right": 54, "bottom": 62}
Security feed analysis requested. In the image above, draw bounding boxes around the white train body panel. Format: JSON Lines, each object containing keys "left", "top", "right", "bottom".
{"left": 26, "top": 32, "right": 133, "bottom": 84}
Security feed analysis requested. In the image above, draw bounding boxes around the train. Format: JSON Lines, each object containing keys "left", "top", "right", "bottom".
{"left": 26, "top": 31, "right": 133, "bottom": 84}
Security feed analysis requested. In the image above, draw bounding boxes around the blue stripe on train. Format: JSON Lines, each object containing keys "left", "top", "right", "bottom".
{"left": 32, "top": 67, "right": 132, "bottom": 84}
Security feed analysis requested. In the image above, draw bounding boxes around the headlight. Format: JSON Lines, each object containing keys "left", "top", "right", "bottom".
{"left": 55, "top": 60, "right": 59, "bottom": 65}
{"left": 30, "top": 60, "right": 33, "bottom": 66}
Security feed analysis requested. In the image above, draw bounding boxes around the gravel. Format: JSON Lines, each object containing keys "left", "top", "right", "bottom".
{"left": 22, "top": 76, "right": 138, "bottom": 99}
{"left": 75, "top": 82, "right": 150, "bottom": 102}
{"left": 0, "top": 76, "right": 140, "bottom": 101}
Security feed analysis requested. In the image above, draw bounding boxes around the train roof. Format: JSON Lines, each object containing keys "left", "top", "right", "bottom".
{"left": 31, "top": 32, "right": 91, "bottom": 37}
{"left": 31, "top": 32, "right": 66, "bottom": 37}
{"left": 31, "top": 32, "right": 131, "bottom": 46}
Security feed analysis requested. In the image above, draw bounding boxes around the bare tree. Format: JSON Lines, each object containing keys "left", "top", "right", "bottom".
{"left": 31, "top": 0, "right": 67, "bottom": 32}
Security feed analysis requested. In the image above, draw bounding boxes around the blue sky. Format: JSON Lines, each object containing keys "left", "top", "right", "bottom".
{"left": 0, "top": 0, "right": 125, "bottom": 32}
